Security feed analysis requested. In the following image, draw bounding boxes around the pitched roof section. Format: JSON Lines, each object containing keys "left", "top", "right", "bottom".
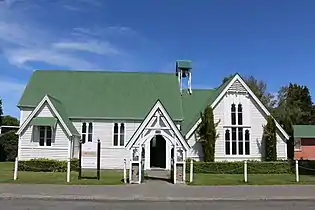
{"left": 47, "top": 95, "right": 80, "bottom": 136}
{"left": 17, "top": 95, "right": 80, "bottom": 137}
{"left": 181, "top": 89, "right": 216, "bottom": 134}
{"left": 181, "top": 76, "right": 233, "bottom": 135}
{"left": 293, "top": 125, "right": 315, "bottom": 138}
{"left": 19, "top": 70, "right": 183, "bottom": 120}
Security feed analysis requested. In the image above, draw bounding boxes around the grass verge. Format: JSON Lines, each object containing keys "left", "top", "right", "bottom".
{"left": 0, "top": 162, "right": 124, "bottom": 185}
{"left": 189, "top": 173, "right": 315, "bottom": 185}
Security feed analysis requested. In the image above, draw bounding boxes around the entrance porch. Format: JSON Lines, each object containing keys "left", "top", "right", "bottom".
{"left": 125, "top": 100, "right": 190, "bottom": 184}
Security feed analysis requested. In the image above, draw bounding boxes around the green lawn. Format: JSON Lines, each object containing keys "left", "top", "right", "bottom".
{"left": 190, "top": 173, "right": 315, "bottom": 185}
{"left": 0, "top": 162, "right": 125, "bottom": 185}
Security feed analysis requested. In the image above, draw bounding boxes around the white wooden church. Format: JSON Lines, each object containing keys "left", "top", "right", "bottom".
{"left": 16, "top": 61, "right": 288, "bottom": 183}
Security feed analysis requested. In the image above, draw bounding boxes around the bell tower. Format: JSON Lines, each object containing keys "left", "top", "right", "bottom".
{"left": 176, "top": 60, "right": 192, "bottom": 95}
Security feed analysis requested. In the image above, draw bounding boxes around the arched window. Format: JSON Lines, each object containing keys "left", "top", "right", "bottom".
{"left": 113, "top": 123, "right": 119, "bottom": 146}
{"left": 88, "top": 123, "right": 93, "bottom": 142}
{"left": 119, "top": 123, "right": 125, "bottom": 146}
{"left": 231, "top": 128, "right": 237, "bottom": 155}
{"left": 238, "top": 104, "right": 243, "bottom": 125}
{"left": 245, "top": 129, "right": 250, "bottom": 155}
{"left": 81, "top": 122, "right": 86, "bottom": 143}
{"left": 238, "top": 128, "right": 243, "bottom": 155}
{"left": 225, "top": 129, "right": 230, "bottom": 155}
{"left": 113, "top": 123, "right": 125, "bottom": 146}
{"left": 231, "top": 104, "right": 236, "bottom": 125}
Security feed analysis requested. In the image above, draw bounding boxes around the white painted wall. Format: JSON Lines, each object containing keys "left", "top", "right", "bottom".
{"left": 18, "top": 102, "right": 70, "bottom": 161}
{"left": 187, "top": 89, "right": 288, "bottom": 161}
{"left": 73, "top": 120, "right": 141, "bottom": 169}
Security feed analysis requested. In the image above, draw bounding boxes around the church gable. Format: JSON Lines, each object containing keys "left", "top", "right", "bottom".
{"left": 228, "top": 79, "right": 247, "bottom": 92}
{"left": 126, "top": 100, "right": 190, "bottom": 151}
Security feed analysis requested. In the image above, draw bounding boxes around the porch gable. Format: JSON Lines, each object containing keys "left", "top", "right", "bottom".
{"left": 126, "top": 100, "right": 190, "bottom": 151}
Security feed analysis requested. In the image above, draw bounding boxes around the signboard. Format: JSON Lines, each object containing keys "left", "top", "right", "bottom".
{"left": 82, "top": 142, "right": 98, "bottom": 169}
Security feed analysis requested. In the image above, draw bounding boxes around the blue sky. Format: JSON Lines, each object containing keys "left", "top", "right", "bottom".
{"left": 0, "top": 0, "right": 315, "bottom": 118}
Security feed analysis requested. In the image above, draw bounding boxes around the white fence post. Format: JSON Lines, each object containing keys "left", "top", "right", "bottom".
{"left": 189, "top": 159, "right": 193, "bottom": 183}
{"left": 295, "top": 160, "right": 299, "bottom": 183}
{"left": 123, "top": 159, "right": 127, "bottom": 184}
{"left": 244, "top": 160, "right": 248, "bottom": 183}
{"left": 67, "top": 157, "right": 71, "bottom": 183}
{"left": 13, "top": 157, "right": 18, "bottom": 180}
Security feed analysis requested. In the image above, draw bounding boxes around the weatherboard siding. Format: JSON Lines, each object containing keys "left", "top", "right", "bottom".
{"left": 18, "top": 103, "right": 70, "bottom": 161}
{"left": 73, "top": 120, "right": 141, "bottom": 169}
{"left": 187, "top": 91, "right": 287, "bottom": 161}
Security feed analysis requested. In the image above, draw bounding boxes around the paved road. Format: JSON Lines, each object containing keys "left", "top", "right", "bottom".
{"left": 1, "top": 183, "right": 315, "bottom": 201}
{"left": 0, "top": 199, "right": 314, "bottom": 210}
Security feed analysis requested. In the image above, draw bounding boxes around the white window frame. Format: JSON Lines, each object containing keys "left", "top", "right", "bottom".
{"left": 224, "top": 103, "right": 251, "bottom": 156}
{"left": 81, "top": 122, "right": 93, "bottom": 143}
{"left": 113, "top": 123, "right": 125, "bottom": 147}
{"left": 38, "top": 126, "right": 53, "bottom": 147}
{"left": 294, "top": 138, "right": 301, "bottom": 151}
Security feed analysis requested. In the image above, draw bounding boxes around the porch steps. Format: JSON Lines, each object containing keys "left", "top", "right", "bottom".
{"left": 145, "top": 168, "right": 171, "bottom": 181}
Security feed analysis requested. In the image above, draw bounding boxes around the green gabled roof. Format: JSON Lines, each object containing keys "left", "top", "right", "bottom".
{"left": 293, "top": 125, "right": 315, "bottom": 138}
{"left": 47, "top": 95, "right": 80, "bottom": 136}
{"left": 18, "top": 70, "right": 183, "bottom": 121}
{"left": 181, "top": 76, "right": 234, "bottom": 135}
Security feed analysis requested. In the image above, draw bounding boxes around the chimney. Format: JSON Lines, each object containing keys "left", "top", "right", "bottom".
{"left": 176, "top": 60, "right": 192, "bottom": 95}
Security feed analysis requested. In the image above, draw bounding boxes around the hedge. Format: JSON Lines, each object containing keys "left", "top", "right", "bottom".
{"left": 18, "top": 158, "right": 80, "bottom": 172}
{"left": 186, "top": 160, "right": 294, "bottom": 174}
{"left": 298, "top": 160, "right": 315, "bottom": 175}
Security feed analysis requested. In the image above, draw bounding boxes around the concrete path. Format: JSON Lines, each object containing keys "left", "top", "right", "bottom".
{"left": 0, "top": 182, "right": 315, "bottom": 201}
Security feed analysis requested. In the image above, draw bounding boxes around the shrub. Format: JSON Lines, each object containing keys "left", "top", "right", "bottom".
{"left": 18, "top": 158, "right": 80, "bottom": 172}
{"left": 263, "top": 116, "right": 277, "bottom": 161}
{"left": 186, "top": 160, "right": 293, "bottom": 174}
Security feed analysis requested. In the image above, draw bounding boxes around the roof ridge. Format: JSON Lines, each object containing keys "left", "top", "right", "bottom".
{"left": 34, "top": 69, "right": 174, "bottom": 75}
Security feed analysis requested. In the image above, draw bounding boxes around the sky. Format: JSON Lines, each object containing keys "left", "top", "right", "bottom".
{"left": 0, "top": 0, "right": 315, "bottom": 118}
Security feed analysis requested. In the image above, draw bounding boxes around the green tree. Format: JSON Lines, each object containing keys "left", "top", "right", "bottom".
{"left": 2, "top": 115, "right": 19, "bottom": 126}
{"left": 197, "top": 105, "right": 220, "bottom": 162}
{"left": 0, "top": 98, "right": 2, "bottom": 126}
{"left": 276, "top": 83, "right": 313, "bottom": 125}
{"left": 0, "top": 131, "right": 18, "bottom": 161}
{"left": 263, "top": 116, "right": 277, "bottom": 161}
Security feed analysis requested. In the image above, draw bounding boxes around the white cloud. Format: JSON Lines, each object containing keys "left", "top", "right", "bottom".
{"left": 53, "top": 40, "right": 121, "bottom": 55}
{"left": 0, "top": 7, "right": 124, "bottom": 69}
{"left": 4, "top": 48, "right": 96, "bottom": 69}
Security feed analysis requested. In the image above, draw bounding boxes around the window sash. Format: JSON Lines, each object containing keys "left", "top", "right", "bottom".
{"left": 225, "top": 127, "right": 250, "bottom": 155}
{"left": 81, "top": 122, "right": 93, "bottom": 143}
{"left": 39, "top": 126, "right": 52, "bottom": 147}
{"left": 113, "top": 123, "right": 125, "bottom": 146}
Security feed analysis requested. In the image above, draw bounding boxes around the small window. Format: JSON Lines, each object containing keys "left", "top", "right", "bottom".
{"left": 225, "top": 129, "right": 230, "bottom": 155}
{"left": 113, "top": 123, "right": 119, "bottom": 146}
{"left": 294, "top": 139, "right": 301, "bottom": 151}
{"left": 238, "top": 104, "right": 243, "bottom": 125}
{"left": 88, "top": 123, "right": 93, "bottom": 142}
{"left": 39, "top": 126, "right": 52, "bottom": 147}
{"left": 231, "top": 104, "right": 236, "bottom": 125}
{"left": 245, "top": 129, "right": 250, "bottom": 155}
{"left": 119, "top": 123, "right": 125, "bottom": 146}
